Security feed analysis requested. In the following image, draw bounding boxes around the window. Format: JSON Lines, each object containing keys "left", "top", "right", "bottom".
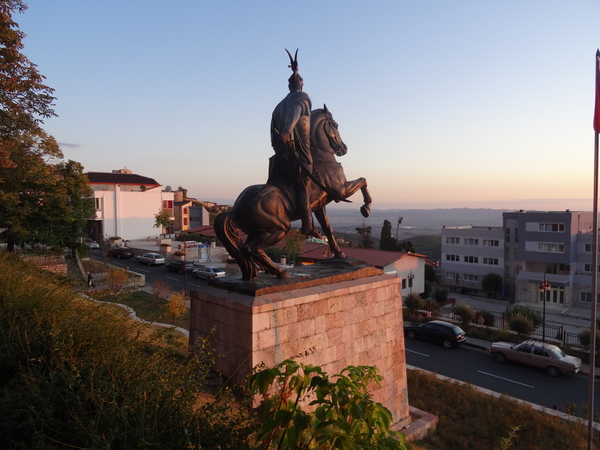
{"left": 539, "top": 223, "right": 565, "bottom": 232}
{"left": 162, "top": 200, "right": 173, "bottom": 209}
{"left": 463, "top": 274, "right": 478, "bottom": 282}
{"left": 445, "top": 272, "right": 458, "bottom": 280}
{"left": 580, "top": 292, "right": 600, "bottom": 303}
{"left": 445, "top": 254, "right": 460, "bottom": 261}
{"left": 464, "top": 238, "right": 479, "bottom": 246}
{"left": 94, "top": 198, "right": 102, "bottom": 210}
{"left": 446, "top": 237, "right": 460, "bottom": 244}
{"left": 483, "top": 257, "right": 499, "bottom": 265}
{"left": 538, "top": 243, "right": 564, "bottom": 253}
{"left": 402, "top": 279, "right": 407, "bottom": 289}
{"left": 483, "top": 239, "right": 499, "bottom": 247}
{"left": 464, "top": 256, "right": 478, "bottom": 264}
{"left": 183, "top": 207, "right": 188, "bottom": 215}
{"left": 183, "top": 217, "right": 188, "bottom": 226}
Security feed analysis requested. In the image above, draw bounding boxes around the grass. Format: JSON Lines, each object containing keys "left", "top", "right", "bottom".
{"left": 91, "top": 290, "right": 190, "bottom": 330}
{"left": 407, "top": 369, "right": 597, "bottom": 450}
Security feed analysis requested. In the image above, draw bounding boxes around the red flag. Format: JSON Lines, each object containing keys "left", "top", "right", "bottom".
{"left": 595, "top": 49, "right": 600, "bottom": 132}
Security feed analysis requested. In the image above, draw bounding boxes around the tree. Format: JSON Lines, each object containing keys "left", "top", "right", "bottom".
{"left": 424, "top": 264, "right": 436, "bottom": 282}
{"left": 177, "top": 186, "right": 188, "bottom": 198}
{"left": 507, "top": 313, "right": 535, "bottom": 336}
{"left": 282, "top": 229, "right": 304, "bottom": 264}
{"left": 403, "top": 292, "right": 424, "bottom": 314}
{"left": 154, "top": 208, "right": 171, "bottom": 232}
{"left": 107, "top": 268, "right": 128, "bottom": 298}
{"left": 152, "top": 279, "right": 171, "bottom": 305}
{"left": 356, "top": 225, "right": 374, "bottom": 249}
{"left": 379, "top": 219, "right": 398, "bottom": 251}
{"left": 165, "top": 291, "right": 187, "bottom": 323}
{"left": 482, "top": 273, "right": 503, "bottom": 295}
{"left": 0, "top": 3, "right": 92, "bottom": 251}
{"left": 454, "top": 303, "right": 475, "bottom": 326}
{"left": 396, "top": 240, "right": 415, "bottom": 253}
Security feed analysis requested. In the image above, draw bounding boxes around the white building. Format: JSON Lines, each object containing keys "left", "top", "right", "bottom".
{"left": 85, "top": 168, "right": 174, "bottom": 241}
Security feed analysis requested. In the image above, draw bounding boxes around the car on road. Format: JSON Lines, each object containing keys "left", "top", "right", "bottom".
{"left": 165, "top": 260, "right": 194, "bottom": 274}
{"left": 404, "top": 320, "right": 467, "bottom": 349}
{"left": 193, "top": 266, "right": 226, "bottom": 279}
{"left": 135, "top": 252, "right": 165, "bottom": 265}
{"left": 488, "top": 340, "right": 582, "bottom": 377}
{"left": 109, "top": 247, "right": 135, "bottom": 259}
{"left": 85, "top": 240, "right": 100, "bottom": 250}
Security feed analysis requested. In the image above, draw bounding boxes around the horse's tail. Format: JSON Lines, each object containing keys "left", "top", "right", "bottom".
{"left": 213, "top": 211, "right": 257, "bottom": 280}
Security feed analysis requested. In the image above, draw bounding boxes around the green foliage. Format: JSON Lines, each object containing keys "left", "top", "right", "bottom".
{"left": 0, "top": 252, "right": 254, "bottom": 448}
{"left": 248, "top": 359, "right": 410, "bottom": 449}
{"left": 282, "top": 229, "right": 305, "bottom": 264}
{"left": 423, "top": 280, "right": 433, "bottom": 298}
{"left": 482, "top": 273, "right": 503, "bottom": 294}
{"left": 454, "top": 303, "right": 475, "bottom": 326}
{"left": 424, "top": 264, "right": 436, "bottom": 283}
{"left": 379, "top": 219, "right": 398, "bottom": 251}
{"left": 577, "top": 328, "right": 600, "bottom": 349}
{"left": 404, "top": 292, "right": 425, "bottom": 314}
{"left": 433, "top": 286, "right": 449, "bottom": 304}
{"left": 396, "top": 240, "right": 415, "bottom": 253}
{"left": 503, "top": 305, "right": 542, "bottom": 328}
{"left": 355, "top": 225, "right": 374, "bottom": 249}
{"left": 507, "top": 313, "right": 535, "bottom": 336}
{"left": 154, "top": 208, "right": 172, "bottom": 231}
{"left": 478, "top": 310, "right": 496, "bottom": 327}
{"left": 408, "top": 369, "right": 590, "bottom": 449}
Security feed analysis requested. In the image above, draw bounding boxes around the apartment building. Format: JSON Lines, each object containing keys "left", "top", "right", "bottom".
{"left": 85, "top": 168, "right": 175, "bottom": 241}
{"left": 440, "top": 225, "right": 504, "bottom": 297}
{"left": 441, "top": 210, "right": 596, "bottom": 310}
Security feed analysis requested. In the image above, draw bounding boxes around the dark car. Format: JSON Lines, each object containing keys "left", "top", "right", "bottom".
{"left": 165, "top": 260, "right": 194, "bottom": 274}
{"left": 404, "top": 320, "right": 466, "bottom": 349}
{"left": 109, "top": 247, "right": 135, "bottom": 259}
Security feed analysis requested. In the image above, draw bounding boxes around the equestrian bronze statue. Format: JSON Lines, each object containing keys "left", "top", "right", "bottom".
{"left": 214, "top": 51, "right": 371, "bottom": 280}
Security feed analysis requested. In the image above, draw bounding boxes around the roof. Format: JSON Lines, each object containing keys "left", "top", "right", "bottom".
{"left": 86, "top": 172, "right": 160, "bottom": 186}
{"left": 300, "top": 244, "right": 426, "bottom": 268}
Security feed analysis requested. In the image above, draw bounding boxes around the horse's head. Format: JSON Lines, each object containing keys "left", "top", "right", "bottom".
{"left": 314, "top": 104, "right": 347, "bottom": 157}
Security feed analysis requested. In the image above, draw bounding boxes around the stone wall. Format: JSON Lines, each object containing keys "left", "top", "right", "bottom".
{"left": 189, "top": 273, "right": 409, "bottom": 427}
{"left": 21, "top": 254, "right": 67, "bottom": 275}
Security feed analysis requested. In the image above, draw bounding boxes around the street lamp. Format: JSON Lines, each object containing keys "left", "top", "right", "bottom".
{"left": 539, "top": 275, "right": 551, "bottom": 342}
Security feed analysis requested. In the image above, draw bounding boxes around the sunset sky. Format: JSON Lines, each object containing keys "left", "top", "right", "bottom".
{"left": 17, "top": 1, "right": 600, "bottom": 212}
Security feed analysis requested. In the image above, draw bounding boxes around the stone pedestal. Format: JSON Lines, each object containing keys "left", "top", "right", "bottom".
{"left": 189, "top": 260, "right": 410, "bottom": 427}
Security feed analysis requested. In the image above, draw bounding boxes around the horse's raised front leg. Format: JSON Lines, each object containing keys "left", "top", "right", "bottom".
{"left": 314, "top": 206, "right": 345, "bottom": 259}
{"left": 341, "top": 177, "right": 372, "bottom": 218}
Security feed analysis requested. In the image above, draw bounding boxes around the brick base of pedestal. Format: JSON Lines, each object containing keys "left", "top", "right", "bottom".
{"left": 189, "top": 273, "right": 410, "bottom": 427}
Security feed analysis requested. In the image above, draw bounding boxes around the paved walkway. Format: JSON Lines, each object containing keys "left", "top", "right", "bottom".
{"left": 448, "top": 293, "right": 596, "bottom": 334}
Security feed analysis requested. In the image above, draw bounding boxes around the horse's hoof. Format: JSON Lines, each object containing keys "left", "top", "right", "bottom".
{"left": 360, "top": 205, "right": 370, "bottom": 218}
{"left": 277, "top": 271, "right": 291, "bottom": 279}
{"left": 335, "top": 251, "right": 346, "bottom": 259}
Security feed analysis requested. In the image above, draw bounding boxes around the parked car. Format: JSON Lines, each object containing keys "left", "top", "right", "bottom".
{"left": 488, "top": 340, "right": 582, "bottom": 377}
{"left": 109, "top": 247, "right": 135, "bottom": 259}
{"left": 193, "top": 266, "right": 226, "bottom": 279}
{"left": 85, "top": 240, "right": 100, "bottom": 250}
{"left": 165, "top": 260, "right": 194, "bottom": 274}
{"left": 404, "top": 320, "right": 467, "bottom": 349}
{"left": 135, "top": 252, "right": 165, "bottom": 265}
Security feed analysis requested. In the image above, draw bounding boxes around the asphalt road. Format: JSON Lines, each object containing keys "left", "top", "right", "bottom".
{"left": 405, "top": 337, "right": 600, "bottom": 415}
{"left": 89, "top": 250, "right": 209, "bottom": 293}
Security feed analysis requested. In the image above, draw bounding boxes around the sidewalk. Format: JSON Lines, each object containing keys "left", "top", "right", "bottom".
{"left": 448, "top": 293, "right": 596, "bottom": 335}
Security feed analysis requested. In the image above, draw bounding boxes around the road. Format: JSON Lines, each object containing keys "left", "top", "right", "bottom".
{"left": 89, "top": 250, "right": 209, "bottom": 293}
{"left": 405, "top": 337, "right": 600, "bottom": 415}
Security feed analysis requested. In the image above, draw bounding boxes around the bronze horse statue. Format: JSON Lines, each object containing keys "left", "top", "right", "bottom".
{"left": 214, "top": 106, "right": 372, "bottom": 280}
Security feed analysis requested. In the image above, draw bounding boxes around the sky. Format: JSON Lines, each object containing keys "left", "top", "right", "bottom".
{"left": 15, "top": 1, "right": 600, "bottom": 212}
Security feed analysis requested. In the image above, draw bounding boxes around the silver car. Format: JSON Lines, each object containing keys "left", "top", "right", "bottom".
{"left": 193, "top": 266, "right": 226, "bottom": 279}
{"left": 135, "top": 252, "right": 165, "bottom": 266}
{"left": 488, "top": 340, "right": 582, "bottom": 377}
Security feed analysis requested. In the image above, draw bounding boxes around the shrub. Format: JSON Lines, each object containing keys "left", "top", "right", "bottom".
{"left": 454, "top": 303, "right": 475, "bottom": 326}
{"left": 507, "top": 313, "right": 535, "bottom": 336}
{"left": 577, "top": 328, "right": 600, "bottom": 349}
{"left": 433, "top": 286, "right": 449, "bottom": 304}
{"left": 404, "top": 292, "right": 424, "bottom": 314}
{"left": 504, "top": 305, "right": 542, "bottom": 328}
{"left": 478, "top": 310, "right": 495, "bottom": 327}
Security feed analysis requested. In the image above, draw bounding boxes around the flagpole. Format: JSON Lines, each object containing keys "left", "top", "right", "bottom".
{"left": 587, "top": 48, "right": 600, "bottom": 450}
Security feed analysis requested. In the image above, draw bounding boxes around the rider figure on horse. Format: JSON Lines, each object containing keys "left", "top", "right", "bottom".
{"left": 269, "top": 49, "right": 319, "bottom": 238}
